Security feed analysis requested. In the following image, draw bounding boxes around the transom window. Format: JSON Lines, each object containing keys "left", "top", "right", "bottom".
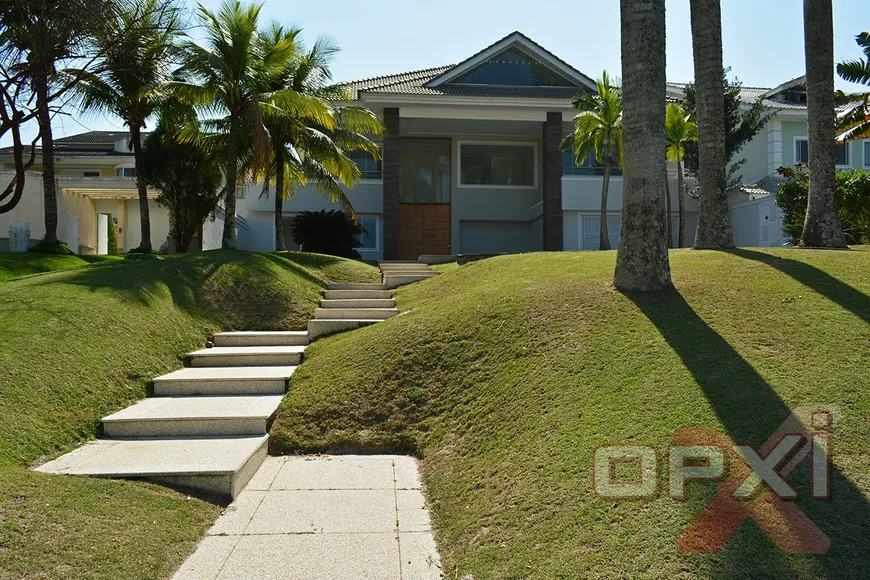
{"left": 795, "top": 138, "right": 850, "bottom": 167}
{"left": 348, "top": 150, "right": 382, "bottom": 179}
{"left": 562, "top": 150, "right": 622, "bottom": 176}
{"left": 460, "top": 142, "right": 536, "bottom": 188}
{"left": 452, "top": 48, "right": 575, "bottom": 87}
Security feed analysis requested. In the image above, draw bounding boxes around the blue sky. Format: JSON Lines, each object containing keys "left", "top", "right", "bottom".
{"left": 4, "top": 0, "right": 868, "bottom": 146}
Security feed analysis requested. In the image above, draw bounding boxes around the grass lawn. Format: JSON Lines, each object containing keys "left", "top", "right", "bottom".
{"left": 0, "top": 250, "right": 379, "bottom": 578}
{"left": 272, "top": 248, "right": 870, "bottom": 578}
{"left": 0, "top": 252, "right": 122, "bottom": 281}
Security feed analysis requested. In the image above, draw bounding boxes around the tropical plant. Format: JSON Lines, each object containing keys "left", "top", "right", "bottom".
{"left": 801, "top": 0, "right": 847, "bottom": 247}
{"left": 613, "top": 0, "right": 671, "bottom": 291}
{"left": 257, "top": 29, "right": 383, "bottom": 250}
{"left": 66, "top": 0, "right": 185, "bottom": 252}
{"left": 665, "top": 103, "right": 698, "bottom": 248}
{"left": 680, "top": 69, "right": 771, "bottom": 188}
{"left": 836, "top": 31, "right": 870, "bottom": 142}
{"left": 689, "top": 0, "right": 734, "bottom": 249}
{"left": 289, "top": 210, "right": 362, "bottom": 259}
{"left": 106, "top": 214, "right": 118, "bottom": 255}
{"left": 172, "top": 0, "right": 330, "bottom": 249}
{"left": 143, "top": 124, "right": 222, "bottom": 253}
{"left": 0, "top": 0, "right": 117, "bottom": 246}
{"left": 561, "top": 70, "right": 622, "bottom": 250}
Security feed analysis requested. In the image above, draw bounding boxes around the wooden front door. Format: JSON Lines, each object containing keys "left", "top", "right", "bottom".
{"left": 398, "top": 202, "right": 451, "bottom": 259}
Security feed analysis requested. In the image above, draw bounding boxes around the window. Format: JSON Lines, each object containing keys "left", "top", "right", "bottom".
{"left": 400, "top": 139, "right": 450, "bottom": 201}
{"left": 453, "top": 47, "right": 574, "bottom": 87}
{"left": 115, "top": 166, "right": 135, "bottom": 177}
{"left": 562, "top": 150, "right": 622, "bottom": 176}
{"left": 460, "top": 142, "right": 536, "bottom": 187}
{"left": 864, "top": 140, "right": 870, "bottom": 168}
{"left": 356, "top": 216, "right": 378, "bottom": 251}
{"left": 235, "top": 184, "right": 246, "bottom": 200}
{"left": 349, "top": 150, "right": 382, "bottom": 179}
{"left": 796, "top": 138, "right": 850, "bottom": 167}
{"left": 83, "top": 171, "right": 100, "bottom": 177}
{"left": 835, "top": 142, "right": 850, "bottom": 167}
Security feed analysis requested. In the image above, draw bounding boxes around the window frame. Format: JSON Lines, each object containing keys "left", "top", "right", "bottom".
{"left": 794, "top": 136, "right": 851, "bottom": 168}
{"left": 348, "top": 147, "right": 383, "bottom": 181}
{"left": 794, "top": 137, "right": 809, "bottom": 165}
{"left": 864, "top": 139, "right": 870, "bottom": 169}
{"left": 457, "top": 140, "right": 538, "bottom": 190}
{"left": 356, "top": 214, "right": 380, "bottom": 253}
{"left": 114, "top": 163, "right": 135, "bottom": 177}
{"left": 561, "top": 150, "right": 623, "bottom": 178}
{"left": 835, "top": 141, "right": 851, "bottom": 168}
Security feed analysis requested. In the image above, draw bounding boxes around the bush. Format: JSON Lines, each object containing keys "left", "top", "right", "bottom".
{"left": 289, "top": 210, "right": 363, "bottom": 259}
{"left": 29, "top": 239, "right": 74, "bottom": 255}
{"left": 775, "top": 164, "right": 870, "bottom": 245}
{"left": 105, "top": 214, "right": 118, "bottom": 255}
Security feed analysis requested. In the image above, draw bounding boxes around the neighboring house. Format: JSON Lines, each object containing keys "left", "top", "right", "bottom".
{"left": 0, "top": 131, "right": 173, "bottom": 253}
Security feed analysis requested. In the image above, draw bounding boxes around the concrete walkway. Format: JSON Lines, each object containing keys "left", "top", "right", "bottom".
{"left": 173, "top": 455, "right": 442, "bottom": 580}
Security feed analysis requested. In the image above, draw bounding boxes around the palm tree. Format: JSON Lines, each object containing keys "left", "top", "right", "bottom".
{"left": 689, "top": 0, "right": 734, "bottom": 249}
{"left": 258, "top": 30, "right": 383, "bottom": 250}
{"left": 665, "top": 103, "right": 698, "bottom": 248}
{"left": 613, "top": 0, "right": 671, "bottom": 291}
{"left": 836, "top": 33, "right": 870, "bottom": 144}
{"left": 801, "top": 0, "right": 847, "bottom": 247}
{"left": 69, "top": 0, "right": 184, "bottom": 252}
{"left": 172, "top": 0, "right": 321, "bottom": 249}
{"left": 562, "top": 71, "right": 622, "bottom": 251}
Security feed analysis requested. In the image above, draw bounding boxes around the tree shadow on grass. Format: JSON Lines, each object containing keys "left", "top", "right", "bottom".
{"left": 730, "top": 248, "right": 870, "bottom": 325}
{"left": 625, "top": 287, "right": 870, "bottom": 578}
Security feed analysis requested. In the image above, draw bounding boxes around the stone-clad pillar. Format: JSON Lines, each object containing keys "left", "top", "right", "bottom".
{"left": 382, "top": 108, "right": 400, "bottom": 259}
{"left": 542, "top": 111, "right": 563, "bottom": 251}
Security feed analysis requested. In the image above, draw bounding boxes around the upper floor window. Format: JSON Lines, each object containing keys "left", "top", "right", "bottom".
{"left": 562, "top": 150, "right": 622, "bottom": 176}
{"left": 116, "top": 166, "right": 135, "bottom": 177}
{"left": 348, "top": 150, "right": 382, "bottom": 180}
{"left": 795, "top": 138, "right": 850, "bottom": 167}
{"left": 835, "top": 141, "right": 850, "bottom": 167}
{"left": 83, "top": 171, "right": 100, "bottom": 177}
{"left": 452, "top": 48, "right": 574, "bottom": 87}
{"left": 460, "top": 142, "right": 536, "bottom": 188}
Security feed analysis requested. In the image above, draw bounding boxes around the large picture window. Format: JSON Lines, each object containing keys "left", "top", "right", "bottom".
{"left": 400, "top": 139, "right": 450, "bottom": 202}
{"left": 460, "top": 142, "right": 536, "bottom": 187}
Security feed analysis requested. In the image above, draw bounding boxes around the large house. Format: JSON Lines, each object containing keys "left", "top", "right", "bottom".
{"left": 2, "top": 32, "right": 867, "bottom": 256}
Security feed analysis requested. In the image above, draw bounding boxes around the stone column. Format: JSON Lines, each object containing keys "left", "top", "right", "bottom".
{"left": 542, "top": 111, "right": 563, "bottom": 251}
{"left": 382, "top": 107, "right": 400, "bottom": 260}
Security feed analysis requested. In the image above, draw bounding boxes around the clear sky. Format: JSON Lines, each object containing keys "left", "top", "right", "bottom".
{"left": 4, "top": 0, "right": 868, "bottom": 146}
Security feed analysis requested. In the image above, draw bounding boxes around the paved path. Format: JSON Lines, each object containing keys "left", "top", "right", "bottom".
{"left": 173, "top": 455, "right": 442, "bottom": 579}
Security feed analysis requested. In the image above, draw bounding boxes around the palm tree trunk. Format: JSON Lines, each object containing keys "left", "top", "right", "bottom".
{"left": 600, "top": 153, "right": 611, "bottom": 250}
{"left": 130, "top": 124, "right": 151, "bottom": 252}
{"left": 34, "top": 72, "right": 58, "bottom": 245}
{"left": 678, "top": 159, "right": 686, "bottom": 248}
{"left": 274, "top": 146, "right": 286, "bottom": 251}
{"left": 690, "top": 0, "right": 734, "bottom": 249}
{"left": 800, "top": 0, "right": 847, "bottom": 248}
{"left": 613, "top": 0, "right": 672, "bottom": 291}
{"left": 222, "top": 122, "right": 239, "bottom": 249}
{"left": 665, "top": 165, "right": 673, "bottom": 248}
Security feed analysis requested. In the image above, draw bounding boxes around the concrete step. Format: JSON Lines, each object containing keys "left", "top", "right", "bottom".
{"left": 323, "top": 289, "right": 393, "bottom": 300}
{"left": 186, "top": 346, "right": 305, "bottom": 367}
{"left": 213, "top": 331, "right": 308, "bottom": 347}
{"left": 384, "top": 273, "right": 438, "bottom": 289}
{"left": 326, "top": 283, "right": 389, "bottom": 291}
{"left": 153, "top": 366, "right": 294, "bottom": 396}
{"left": 308, "top": 318, "right": 381, "bottom": 340}
{"left": 379, "top": 263, "right": 434, "bottom": 270}
{"left": 319, "top": 298, "right": 396, "bottom": 309}
{"left": 101, "top": 395, "right": 284, "bottom": 437}
{"left": 36, "top": 435, "right": 268, "bottom": 500}
{"left": 314, "top": 307, "right": 398, "bottom": 320}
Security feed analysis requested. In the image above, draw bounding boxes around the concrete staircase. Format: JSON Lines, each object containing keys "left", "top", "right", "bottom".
{"left": 36, "top": 262, "right": 439, "bottom": 500}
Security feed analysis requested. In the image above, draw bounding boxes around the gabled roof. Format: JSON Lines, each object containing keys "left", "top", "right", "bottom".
{"left": 665, "top": 82, "right": 813, "bottom": 112}
{"left": 55, "top": 131, "right": 131, "bottom": 144}
{"left": 425, "top": 31, "right": 596, "bottom": 91}
{"left": 760, "top": 76, "right": 806, "bottom": 100}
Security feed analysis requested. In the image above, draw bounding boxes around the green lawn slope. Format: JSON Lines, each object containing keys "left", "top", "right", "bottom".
{"left": 0, "top": 250, "right": 379, "bottom": 578}
{"left": 0, "top": 252, "right": 122, "bottom": 281}
{"left": 272, "top": 248, "right": 870, "bottom": 578}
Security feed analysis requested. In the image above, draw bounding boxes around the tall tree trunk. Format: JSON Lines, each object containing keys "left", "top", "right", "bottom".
{"left": 678, "top": 159, "right": 686, "bottom": 248}
{"left": 800, "top": 0, "right": 847, "bottom": 248}
{"left": 613, "top": 0, "right": 672, "bottom": 291}
{"left": 690, "top": 0, "right": 734, "bottom": 249}
{"left": 222, "top": 121, "right": 238, "bottom": 249}
{"left": 33, "top": 71, "right": 58, "bottom": 245}
{"left": 274, "top": 146, "right": 286, "bottom": 251}
{"left": 130, "top": 124, "right": 151, "bottom": 251}
{"left": 600, "top": 153, "right": 611, "bottom": 250}
{"left": 665, "top": 165, "right": 673, "bottom": 248}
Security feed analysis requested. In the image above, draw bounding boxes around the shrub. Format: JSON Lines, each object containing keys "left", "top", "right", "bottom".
{"left": 106, "top": 215, "right": 118, "bottom": 255}
{"left": 29, "top": 239, "right": 74, "bottom": 255}
{"left": 289, "top": 210, "right": 363, "bottom": 259}
{"left": 775, "top": 164, "right": 870, "bottom": 245}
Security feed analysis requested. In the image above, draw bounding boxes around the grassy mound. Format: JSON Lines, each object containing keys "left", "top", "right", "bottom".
{"left": 0, "top": 250, "right": 378, "bottom": 578}
{"left": 0, "top": 252, "right": 122, "bottom": 281}
{"left": 272, "top": 248, "right": 870, "bottom": 578}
